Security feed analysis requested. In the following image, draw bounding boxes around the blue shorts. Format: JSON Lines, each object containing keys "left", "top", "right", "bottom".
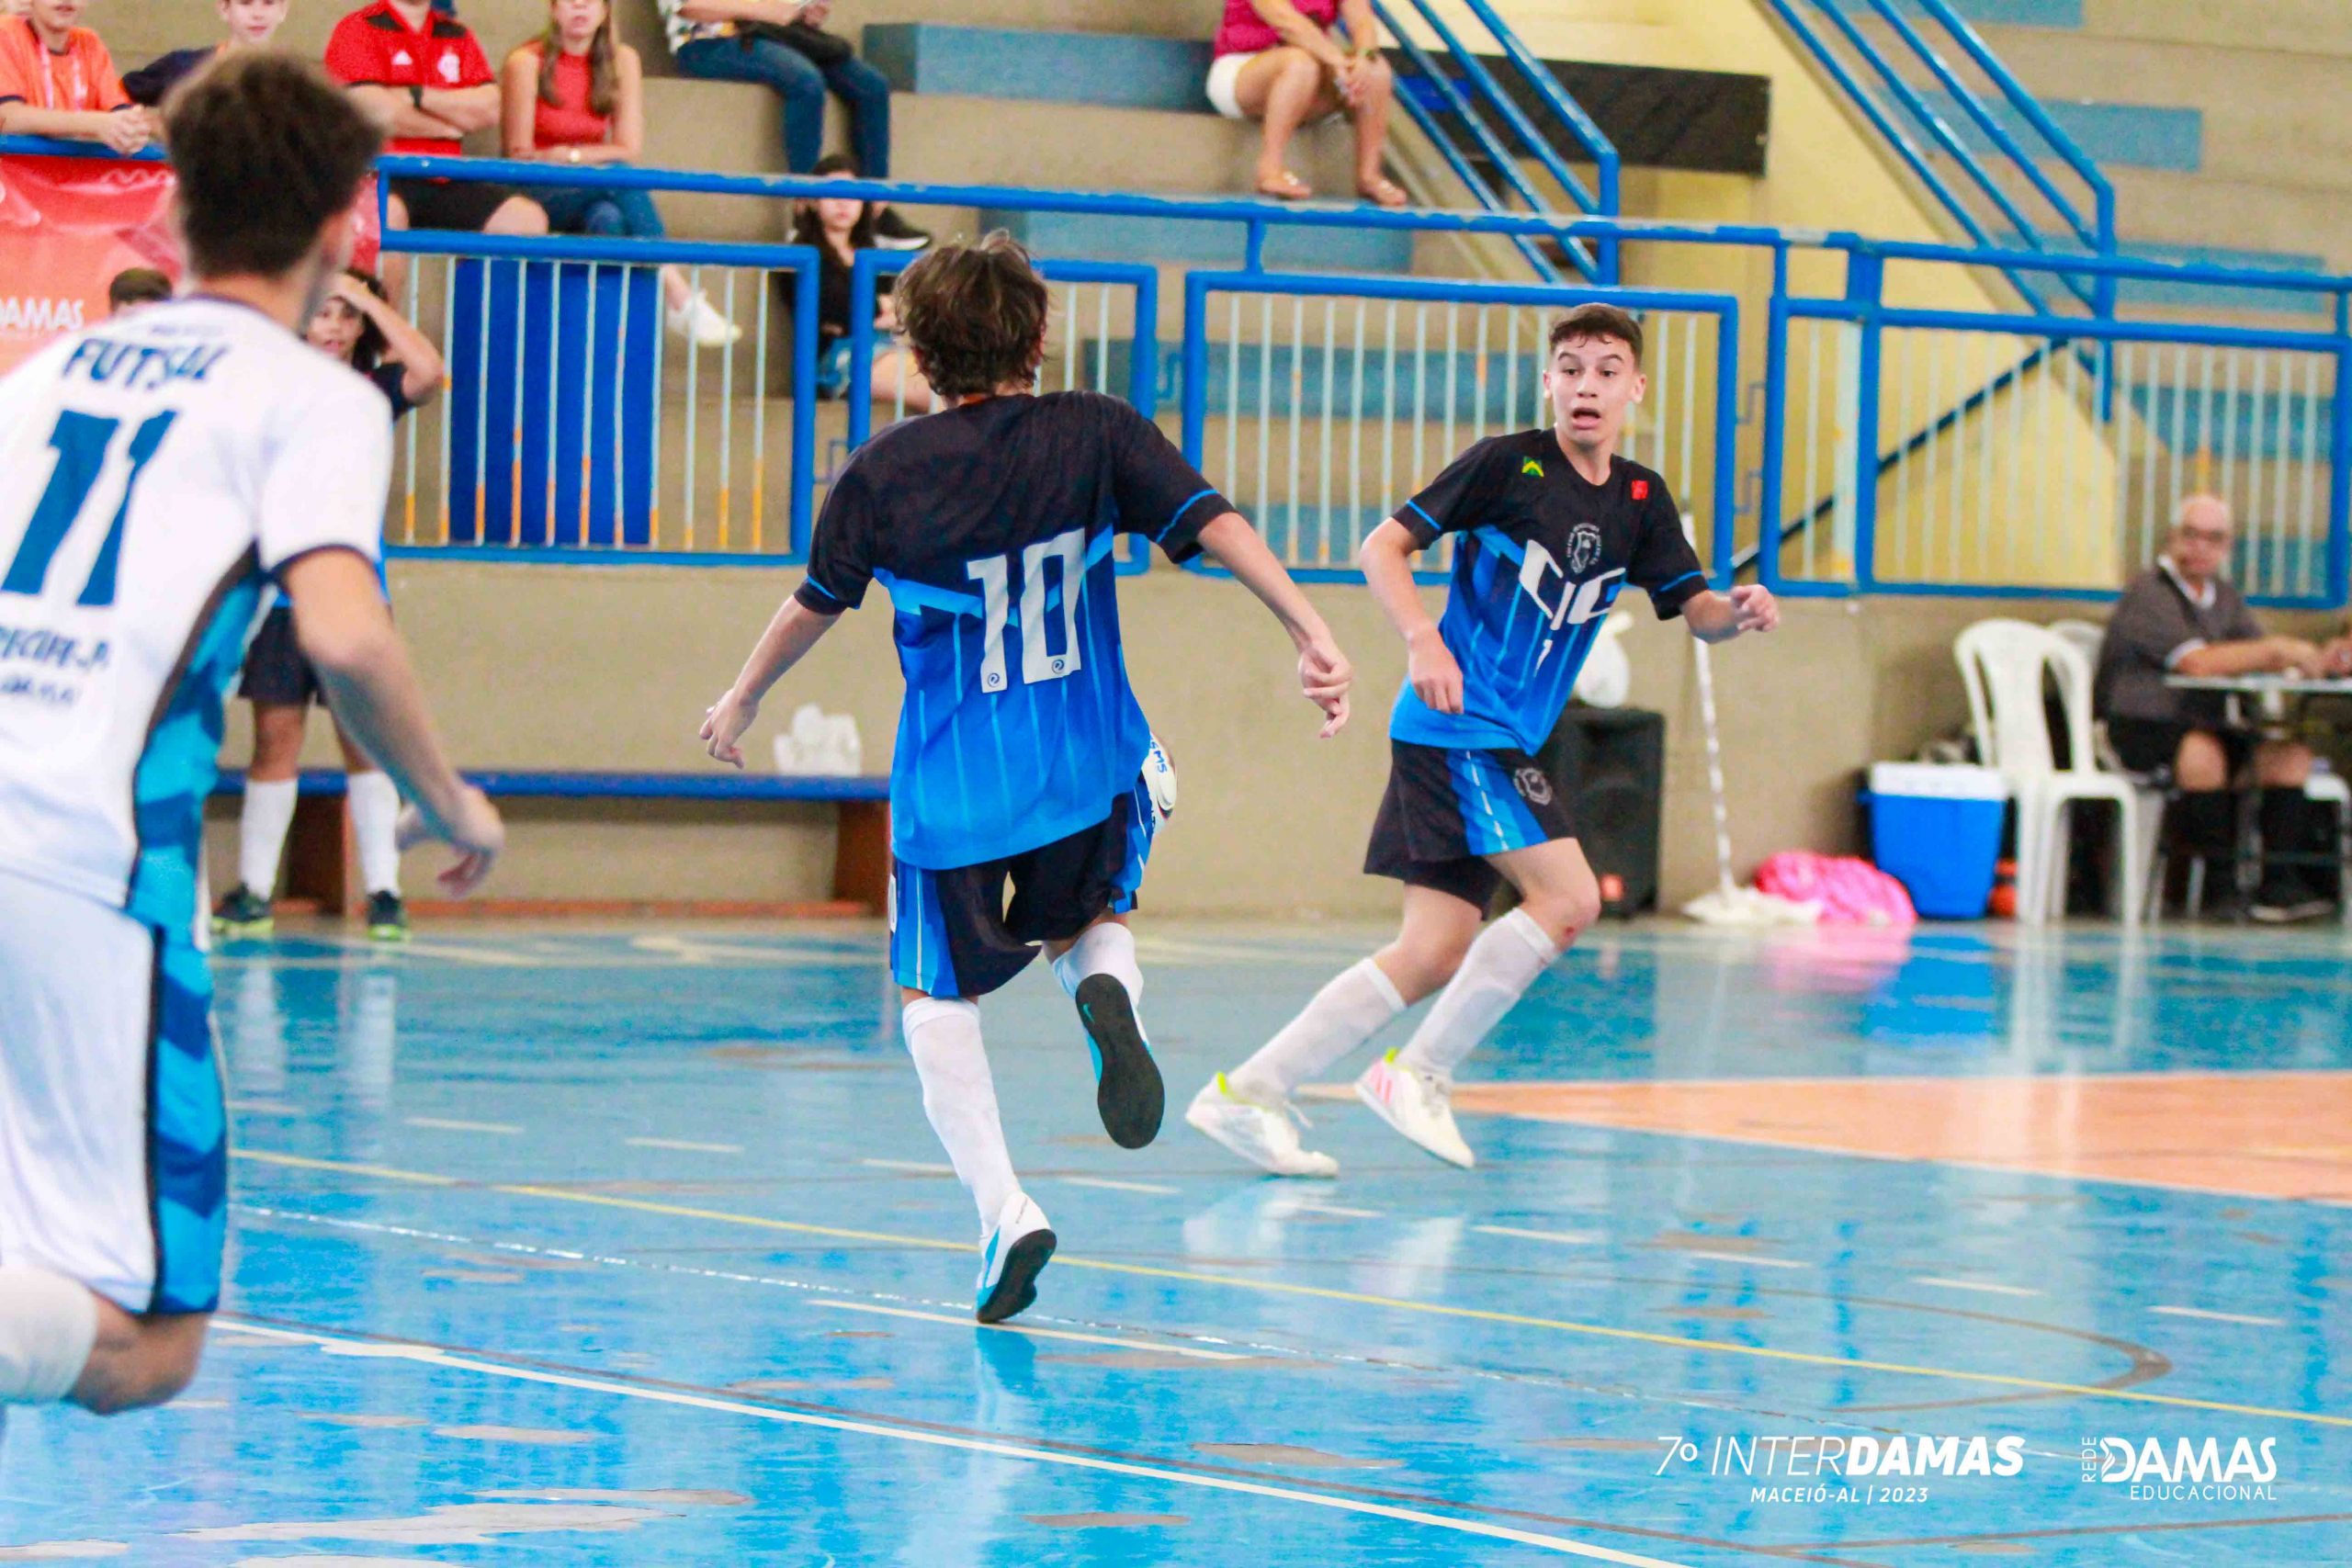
{"left": 1363, "top": 739, "right": 1577, "bottom": 909}
{"left": 890, "top": 775, "right": 1158, "bottom": 1000}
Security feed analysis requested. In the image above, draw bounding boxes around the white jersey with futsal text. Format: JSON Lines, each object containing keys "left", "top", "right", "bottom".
{"left": 0, "top": 296, "right": 389, "bottom": 931}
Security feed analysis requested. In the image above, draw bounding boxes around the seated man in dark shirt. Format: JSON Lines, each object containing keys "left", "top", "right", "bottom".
{"left": 2095, "top": 494, "right": 2352, "bottom": 921}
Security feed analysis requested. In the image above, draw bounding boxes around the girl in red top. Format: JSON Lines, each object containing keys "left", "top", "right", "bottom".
{"left": 501, "top": 0, "right": 738, "bottom": 346}
{"left": 1206, "top": 0, "right": 1402, "bottom": 206}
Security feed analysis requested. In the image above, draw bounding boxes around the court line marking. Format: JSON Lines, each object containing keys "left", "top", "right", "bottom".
{"left": 626, "top": 1137, "right": 743, "bottom": 1155}
{"left": 1475, "top": 1224, "right": 1601, "bottom": 1247}
{"left": 1057, "top": 1176, "right": 1182, "bottom": 1196}
{"left": 404, "top": 1117, "right": 524, "bottom": 1136}
{"left": 1293, "top": 1201, "right": 1383, "bottom": 1219}
{"left": 209, "top": 1317, "right": 1692, "bottom": 1566}
{"left": 807, "top": 1300, "right": 1247, "bottom": 1359}
{"left": 1911, "top": 1278, "right": 2042, "bottom": 1300}
{"left": 232, "top": 1147, "right": 2352, "bottom": 1429}
{"left": 1679, "top": 1251, "right": 1808, "bottom": 1270}
{"left": 2151, "top": 1305, "right": 2286, "bottom": 1328}
{"left": 860, "top": 1158, "right": 956, "bottom": 1176}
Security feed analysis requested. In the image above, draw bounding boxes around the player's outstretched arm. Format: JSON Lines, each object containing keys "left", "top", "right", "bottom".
{"left": 1683, "top": 583, "right": 1780, "bottom": 644}
{"left": 1196, "top": 512, "right": 1352, "bottom": 738}
{"left": 281, "top": 549, "right": 503, "bottom": 895}
{"left": 1358, "top": 517, "right": 1464, "bottom": 716}
{"left": 702, "top": 597, "right": 842, "bottom": 767}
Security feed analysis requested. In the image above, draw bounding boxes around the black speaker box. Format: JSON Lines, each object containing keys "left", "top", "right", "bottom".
{"left": 1532, "top": 705, "right": 1667, "bottom": 917}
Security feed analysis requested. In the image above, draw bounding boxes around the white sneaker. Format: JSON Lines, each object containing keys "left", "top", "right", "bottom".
{"left": 667, "top": 290, "right": 742, "bottom": 349}
{"left": 1354, "top": 1050, "right": 1475, "bottom": 1168}
{"left": 1184, "top": 1074, "right": 1339, "bottom": 1179}
{"left": 975, "top": 1191, "right": 1056, "bottom": 1324}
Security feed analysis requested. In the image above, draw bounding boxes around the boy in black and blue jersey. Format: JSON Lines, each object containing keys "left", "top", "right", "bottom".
{"left": 701, "top": 234, "right": 1351, "bottom": 1322}
{"left": 1190, "top": 302, "right": 1780, "bottom": 1176}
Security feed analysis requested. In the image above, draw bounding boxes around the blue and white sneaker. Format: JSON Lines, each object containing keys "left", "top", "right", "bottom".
{"left": 976, "top": 1192, "right": 1057, "bottom": 1325}
{"left": 1075, "top": 974, "right": 1163, "bottom": 1149}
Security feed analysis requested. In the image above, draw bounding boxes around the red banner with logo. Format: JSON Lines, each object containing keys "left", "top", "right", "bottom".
{"left": 0, "top": 154, "right": 383, "bottom": 373}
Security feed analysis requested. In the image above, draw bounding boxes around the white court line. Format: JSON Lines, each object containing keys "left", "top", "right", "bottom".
{"left": 403, "top": 1117, "right": 523, "bottom": 1135}
{"left": 627, "top": 1137, "right": 743, "bottom": 1155}
{"left": 1912, "top": 1277, "right": 2042, "bottom": 1299}
{"left": 808, "top": 1300, "right": 1245, "bottom": 1359}
{"left": 1295, "top": 1202, "right": 1382, "bottom": 1220}
{"left": 1475, "top": 1224, "right": 1601, "bottom": 1247}
{"left": 1057, "top": 1176, "right": 1181, "bottom": 1196}
{"left": 213, "top": 1318, "right": 1691, "bottom": 1566}
{"left": 2151, "top": 1305, "right": 2285, "bottom": 1328}
{"left": 860, "top": 1158, "right": 956, "bottom": 1176}
{"left": 1678, "top": 1251, "right": 1808, "bottom": 1270}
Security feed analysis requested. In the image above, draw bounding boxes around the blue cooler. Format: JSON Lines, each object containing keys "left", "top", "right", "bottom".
{"left": 1866, "top": 762, "right": 2007, "bottom": 919}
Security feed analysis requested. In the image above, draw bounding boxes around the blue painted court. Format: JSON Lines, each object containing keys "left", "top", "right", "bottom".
{"left": 5, "top": 919, "right": 2349, "bottom": 1565}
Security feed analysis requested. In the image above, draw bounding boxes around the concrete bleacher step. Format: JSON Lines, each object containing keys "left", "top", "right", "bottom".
{"left": 980, "top": 209, "right": 1417, "bottom": 276}
{"left": 864, "top": 23, "right": 1211, "bottom": 113}
{"left": 1914, "top": 89, "right": 2202, "bottom": 174}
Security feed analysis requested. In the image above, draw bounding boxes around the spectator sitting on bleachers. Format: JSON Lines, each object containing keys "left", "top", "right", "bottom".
{"left": 501, "top": 0, "right": 739, "bottom": 346}
{"left": 0, "top": 0, "right": 150, "bottom": 154}
{"left": 656, "top": 0, "right": 925, "bottom": 249}
{"left": 792, "top": 152, "right": 931, "bottom": 411}
{"left": 106, "top": 265, "right": 170, "bottom": 311}
{"left": 122, "top": 0, "right": 285, "bottom": 107}
{"left": 1206, "top": 0, "right": 1403, "bottom": 207}
{"left": 2095, "top": 493, "right": 2352, "bottom": 923}
{"left": 325, "top": 0, "right": 548, "bottom": 298}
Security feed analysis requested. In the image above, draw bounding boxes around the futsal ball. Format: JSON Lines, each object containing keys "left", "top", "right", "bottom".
{"left": 1144, "top": 733, "right": 1178, "bottom": 823}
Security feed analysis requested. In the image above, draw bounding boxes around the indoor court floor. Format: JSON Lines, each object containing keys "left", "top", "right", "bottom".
{"left": 5, "top": 918, "right": 2350, "bottom": 1565}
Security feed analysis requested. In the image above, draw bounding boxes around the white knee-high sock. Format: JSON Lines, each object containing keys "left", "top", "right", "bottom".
{"left": 1227, "top": 957, "right": 1406, "bottom": 1102}
{"left": 237, "top": 777, "right": 299, "bottom": 896}
{"left": 0, "top": 1267, "right": 98, "bottom": 1404}
{"left": 1050, "top": 921, "right": 1145, "bottom": 1011}
{"left": 902, "top": 998, "right": 1019, "bottom": 1234}
{"left": 345, "top": 771, "right": 401, "bottom": 897}
{"left": 1396, "top": 908, "right": 1559, "bottom": 1080}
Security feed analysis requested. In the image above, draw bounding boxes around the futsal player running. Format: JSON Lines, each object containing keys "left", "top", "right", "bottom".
{"left": 1188, "top": 303, "right": 1778, "bottom": 1176}
{"left": 700, "top": 234, "right": 1351, "bottom": 1323}
{"left": 0, "top": 54, "right": 503, "bottom": 1416}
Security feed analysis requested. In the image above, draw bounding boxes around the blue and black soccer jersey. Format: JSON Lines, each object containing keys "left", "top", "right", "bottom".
{"left": 1389, "top": 431, "right": 1707, "bottom": 753}
{"left": 794, "top": 391, "right": 1227, "bottom": 871}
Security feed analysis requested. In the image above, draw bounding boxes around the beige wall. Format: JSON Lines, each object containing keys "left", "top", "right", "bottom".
{"left": 210, "top": 558, "right": 2346, "bottom": 917}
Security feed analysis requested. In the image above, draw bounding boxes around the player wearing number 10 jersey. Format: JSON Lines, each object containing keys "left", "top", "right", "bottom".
{"left": 0, "top": 54, "right": 501, "bottom": 1419}
{"left": 701, "top": 234, "right": 1351, "bottom": 1324}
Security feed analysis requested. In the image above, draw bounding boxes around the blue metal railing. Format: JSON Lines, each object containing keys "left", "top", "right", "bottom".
{"left": 1763, "top": 0, "right": 2116, "bottom": 314}
{"left": 6, "top": 139, "right": 2349, "bottom": 607}
{"left": 1372, "top": 0, "right": 1621, "bottom": 284}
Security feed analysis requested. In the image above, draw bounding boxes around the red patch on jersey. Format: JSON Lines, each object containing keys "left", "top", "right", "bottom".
{"left": 1630, "top": 479, "right": 1649, "bottom": 501}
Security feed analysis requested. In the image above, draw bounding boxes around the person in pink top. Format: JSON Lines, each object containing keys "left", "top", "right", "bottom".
{"left": 1205, "top": 0, "right": 1402, "bottom": 206}
{"left": 501, "top": 0, "right": 739, "bottom": 345}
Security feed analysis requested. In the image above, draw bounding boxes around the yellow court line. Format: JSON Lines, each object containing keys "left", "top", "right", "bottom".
{"left": 234, "top": 1147, "right": 2352, "bottom": 1430}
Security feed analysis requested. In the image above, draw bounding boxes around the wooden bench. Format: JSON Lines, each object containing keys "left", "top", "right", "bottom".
{"left": 209, "top": 768, "right": 890, "bottom": 918}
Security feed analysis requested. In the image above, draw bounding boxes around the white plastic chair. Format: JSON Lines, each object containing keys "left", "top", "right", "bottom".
{"left": 1955, "top": 619, "right": 2146, "bottom": 925}
{"left": 2048, "top": 615, "right": 2170, "bottom": 916}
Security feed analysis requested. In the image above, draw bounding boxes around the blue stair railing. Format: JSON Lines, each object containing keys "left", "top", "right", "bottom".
{"left": 1372, "top": 0, "right": 1622, "bottom": 285}
{"left": 1763, "top": 0, "right": 2115, "bottom": 315}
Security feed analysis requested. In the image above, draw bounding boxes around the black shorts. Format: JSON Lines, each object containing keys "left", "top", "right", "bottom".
{"left": 2108, "top": 717, "right": 2254, "bottom": 778}
{"left": 1363, "top": 739, "right": 1577, "bottom": 908}
{"left": 389, "top": 175, "right": 530, "bottom": 233}
{"left": 889, "top": 776, "right": 1159, "bottom": 1000}
{"left": 238, "top": 604, "right": 319, "bottom": 707}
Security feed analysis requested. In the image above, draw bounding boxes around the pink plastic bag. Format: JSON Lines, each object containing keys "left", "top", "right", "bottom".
{"left": 1753, "top": 852, "right": 1917, "bottom": 927}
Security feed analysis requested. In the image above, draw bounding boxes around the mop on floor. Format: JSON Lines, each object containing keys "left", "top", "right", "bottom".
{"left": 1680, "top": 607, "right": 1818, "bottom": 928}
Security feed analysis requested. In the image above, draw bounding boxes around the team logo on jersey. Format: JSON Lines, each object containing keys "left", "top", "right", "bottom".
{"left": 1521, "top": 457, "right": 1544, "bottom": 479}
{"left": 1514, "top": 767, "right": 1555, "bottom": 806}
{"left": 1631, "top": 478, "right": 1649, "bottom": 501}
{"left": 1566, "top": 522, "right": 1604, "bottom": 575}
{"left": 438, "top": 51, "right": 464, "bottom": 81}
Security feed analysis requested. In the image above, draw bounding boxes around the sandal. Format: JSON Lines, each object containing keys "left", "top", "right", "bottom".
{"left": 1357, "top": 176, "right": 1408, "bottom": 209}
{"left": 1256, "top": 170, "right": 1313, "bottom": 201}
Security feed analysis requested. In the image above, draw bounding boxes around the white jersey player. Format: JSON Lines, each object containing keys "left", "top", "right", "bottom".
{"left": 0, "top": 53, "right": 503, "bottom": 1416}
